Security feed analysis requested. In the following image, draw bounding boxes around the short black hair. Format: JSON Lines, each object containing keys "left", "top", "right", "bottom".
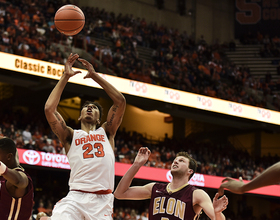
{"left": 0, "top": 137, "right": 16, "bottom": 155}
{"left": 81, "top": 101, "right": 103, "bottom": 120}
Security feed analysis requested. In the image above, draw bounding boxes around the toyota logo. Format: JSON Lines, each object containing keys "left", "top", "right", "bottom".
{"left": 166, "top": 170, "right": 173, "bottom": 182}
{"left": 23, "top": 150, "right": 40, "bottom": 165}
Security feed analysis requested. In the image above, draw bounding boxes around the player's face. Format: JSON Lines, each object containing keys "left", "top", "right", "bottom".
{"left": 171, "top": 156, "right": 190, "bottom": 175}
{"left": 0, "top": 149, "right": 8, "bottom": 166}
{"left": 80, "top": 103, "right": 100, "bottom": 123}
{"left": 15, "top": 150, "right": 19, "bottom": 165}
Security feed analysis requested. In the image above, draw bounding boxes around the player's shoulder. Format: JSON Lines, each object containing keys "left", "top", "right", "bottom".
{"left": 152, "top": 182, "right": 167, "bottom": 191}
{"left": 14, "top": 166, "right": 27, "bottom": 175}
{"left": 193, "top": 188, "right": 207, "bottom": 194}
{"left": 14, "top": 166, "right": 32, "bottom": 181}
{"left": 193, "top": 188, "right": 211, "bottom": 202}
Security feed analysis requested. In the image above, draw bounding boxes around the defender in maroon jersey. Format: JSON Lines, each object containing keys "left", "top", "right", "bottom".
{"left": 115, "top": 147, "right": 228, "bottom": 220}
{"left": 0, "top": 137, "right": 34, "bottom": 220}
{"left": 149, "top": 182, "right": 199, "bottom": 220}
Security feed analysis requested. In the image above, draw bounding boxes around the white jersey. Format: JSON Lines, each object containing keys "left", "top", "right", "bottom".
{"left": 67, "top": 128, "right": 115, "bottom": 192}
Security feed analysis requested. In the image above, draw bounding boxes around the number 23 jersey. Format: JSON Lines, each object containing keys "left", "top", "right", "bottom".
{"left": 67, "top": 128, "right": 115, "bottom": 192}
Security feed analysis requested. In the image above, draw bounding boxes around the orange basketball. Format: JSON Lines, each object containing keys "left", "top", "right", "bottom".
{"left": 54, "top": 5, "right": 85, "bottom": 36}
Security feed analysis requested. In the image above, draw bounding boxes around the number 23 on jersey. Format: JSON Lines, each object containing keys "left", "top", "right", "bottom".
{"left": 83, "top": 143, "right": 105, "bottom": 159}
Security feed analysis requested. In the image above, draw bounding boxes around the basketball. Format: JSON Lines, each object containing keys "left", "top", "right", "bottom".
{"left": 54, "top": 5, "right": 85, "bottom": 36}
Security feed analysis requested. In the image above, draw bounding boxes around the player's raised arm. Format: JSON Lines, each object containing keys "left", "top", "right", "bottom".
{"left": 0, "top": 137, "right": 33, "bottom": 204}
{"left": 78, "top": 58, "right": 126, "bottom": 139}
{"left": 219, "top": 161, "right": 280, "bottom": 195}
{"left": 0, "top": 163, "right": 29, "bottom": 198}
{"left": 0, "top": 164, "right": 28, "bottom": 188}
{"left": 114, "top": 147, "right": 153, "bottom": 200}
{"left": 45, "top": 53, "right": 81, "bottom": 151}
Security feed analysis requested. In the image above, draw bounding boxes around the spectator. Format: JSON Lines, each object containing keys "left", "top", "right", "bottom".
{"left": 22, "top": 125, "right": 32, "bottom": 145}
{"left": 42, "top": 139, "right": 56, "bottom": 153}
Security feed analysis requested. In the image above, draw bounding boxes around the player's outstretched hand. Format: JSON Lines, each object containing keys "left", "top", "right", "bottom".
{"left": 64, "top": 53, "right": 81, "bottom": 77}
{"left": 218, "top": 177, "right": 245, "bottom": 195}
{"left": 78, "top": 58, "right": 96, "bottom": 79}
{"left": 134, "top": 147, "right": 151, "bottom": 166}
{"left": 213, "top": 193, "right": 228, "bottom": 213}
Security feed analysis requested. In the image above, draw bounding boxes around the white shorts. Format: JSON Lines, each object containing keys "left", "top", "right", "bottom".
{"left": 50, "top": 191, "right": 114, "bottom": 220}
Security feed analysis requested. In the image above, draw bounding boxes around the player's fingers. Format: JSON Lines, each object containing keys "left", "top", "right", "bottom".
{"left": 213, "top": 192, "right": 219, "bottom": 201}
{"left": 78, "top": 58, "right": 88, "bottom": 62}
{"left": 221, "top": 177, "right": 233, "bottom": 183}
{"left": 68, "top": 53, "right": 78, "bottom": 61}
{"left": 220, "top": 195, "right": 227, "bottom": 201}
{"left": 225, "top": 197, "right": 229, "bottom": 205}
{"left": 143, "top": 147, "right": 150, "bottom": 153}
{"left": 83, "top": 73, "right": 90, "bottom": 79}
{"left": 78, "top": 58, "right": 87, "bottom": 65}
{"left": 218, "top": 187, "right": 224, "bottom": 196}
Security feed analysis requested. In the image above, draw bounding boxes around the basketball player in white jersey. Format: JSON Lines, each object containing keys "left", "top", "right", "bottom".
{"left": 44, "top": 53, "right": 126, "bottom": 220}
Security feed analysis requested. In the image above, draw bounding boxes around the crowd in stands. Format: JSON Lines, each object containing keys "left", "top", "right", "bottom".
{"left": 240, "top": 31, "right": 280, "bottom": 58}
{"left": 0, "top": 0, "right": 280, "bottom": 111}
{"left": 1, "top": 106, "right": 280, "bottom": 219}
{"left": 0, "top": 2, "right": 280, "bottom": 219}
{"left": 2, "top": 116, "right": 278, "bottom": 182}
{"left": 1, "top": 106, "right": 278, "bottom": 182}
{"left": 79, "top": 7, "right": 280, "bottom": 111}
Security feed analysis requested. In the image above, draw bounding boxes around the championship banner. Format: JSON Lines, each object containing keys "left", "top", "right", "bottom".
{"left": 235, "top": 0, "right": 280, "bottom": 38}
{"left": 18, "top": 148, "right": 280, "bottom": 197}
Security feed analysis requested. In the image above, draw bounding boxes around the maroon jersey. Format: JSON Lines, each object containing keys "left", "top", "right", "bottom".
{"left": 0, "top": 168, "right": 34, "bottom": 220}
{"left": 149, "top": 183, "right": 199, "bottom": 220}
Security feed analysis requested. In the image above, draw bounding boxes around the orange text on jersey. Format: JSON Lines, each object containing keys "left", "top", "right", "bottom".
{"left": 75, "top": 134, "right": 105, "bottom": 146}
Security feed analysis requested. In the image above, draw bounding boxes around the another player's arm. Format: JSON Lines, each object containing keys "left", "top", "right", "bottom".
{"left": 0, "top": 163, "right": 29, "bottom": 197}
{"left": 115, "top": 182, "right": 155, "bottom": 200}
{"left": 193, "top": 190, "right": 226, "bottom": 220}
{"left": 78, "top": 58, "right": 126, "bottom": 140}
{"left": 219, "top": 161, "right": 280, "bottom": 195}
{"left": 45, "top": 54, "right": 81, "bottom": 152}
{"left": 114, "top": 147, "right": 152, "bottom": 200}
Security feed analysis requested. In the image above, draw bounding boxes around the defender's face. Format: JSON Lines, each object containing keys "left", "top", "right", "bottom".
{"left": 0, "top": 149, "right": 9, "bottom": 167}
{"left": 171, "top": 156, "right": 190, "bottom": 173}
{"left": 80, "top": 103, "right": 100, "bottom": 123}
{"left": 171, "top": 156, "right": 189, "bottom": 170}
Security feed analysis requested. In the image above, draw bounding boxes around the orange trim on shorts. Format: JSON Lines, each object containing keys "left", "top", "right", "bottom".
{"left": 71, "top": 189, "right": 112, "bottom": 194}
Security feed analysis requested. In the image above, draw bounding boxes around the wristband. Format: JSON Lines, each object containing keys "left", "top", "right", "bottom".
{"left": 0, "top": 161, "right": 7, "bottom": 175}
